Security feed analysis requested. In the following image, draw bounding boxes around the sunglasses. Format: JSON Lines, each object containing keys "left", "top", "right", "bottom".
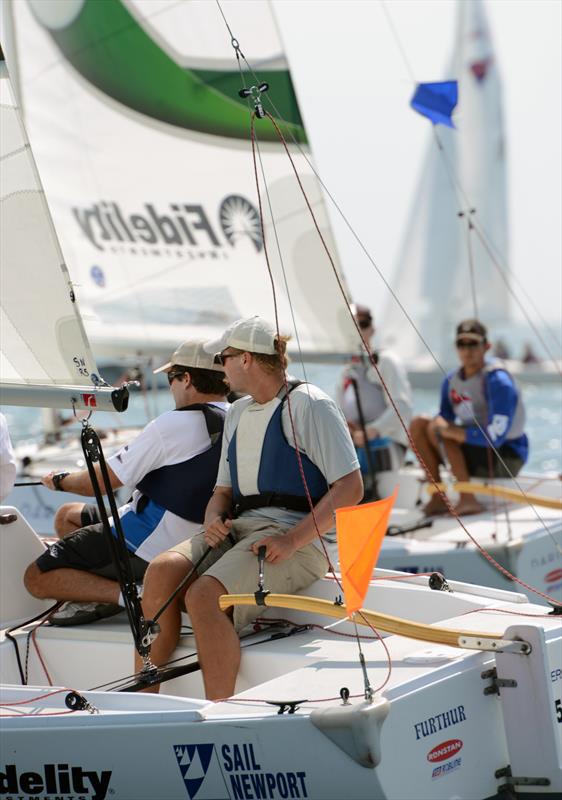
{"left": 214, "top": 352, "right": 241, "bottom": 366}
{"left": 357, "top": 318, "right": 373, "bottom": 330}
{"left": 167, "top": 369, "right": 187, "bottom": 385}
{"left": 455, "top": 339, "right": 481, "bottom": 349}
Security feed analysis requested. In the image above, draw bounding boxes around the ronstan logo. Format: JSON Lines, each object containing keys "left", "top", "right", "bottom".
{"left": 427, "top": 739, "right": 463, "bottom": 763}
{"left": 0, "top": 764, "right": 112, "bottom": 799}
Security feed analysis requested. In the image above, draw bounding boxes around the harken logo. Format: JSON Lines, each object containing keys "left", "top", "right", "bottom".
{"left": 219, "top": 195, "right": 263, "bottom": 252}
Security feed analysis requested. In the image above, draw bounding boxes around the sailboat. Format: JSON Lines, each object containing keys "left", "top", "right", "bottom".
{"left": 2, "top": 0, "right": 561, "bottom": 597}
{"left": 381, "top": 0, "right": 561, "bottom": 387}
{"left": 1, "top": 3, "right": 561, "bottom": 798}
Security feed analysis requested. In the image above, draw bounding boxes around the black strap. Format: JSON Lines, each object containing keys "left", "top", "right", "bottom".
{"left": 234, "top": 492, "right": 321, "bottom": 517}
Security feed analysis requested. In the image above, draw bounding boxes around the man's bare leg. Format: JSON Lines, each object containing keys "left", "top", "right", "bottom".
{"left": 23, "top": 562, "right": 120, "bottom": 603}
{"left": 443, "top": 440, "right": 485, "bottom": 515}
{"left": 409, "top": 416, "right": 448, "bottom": 515}
{"left": 134, "top": 552, "right": 197, "bottom": 693}
{"left": 186, "top": 575, "right": 240, "bottom": 701}
{"left": 54, "top": 502, "right": 87, "bottom": 537}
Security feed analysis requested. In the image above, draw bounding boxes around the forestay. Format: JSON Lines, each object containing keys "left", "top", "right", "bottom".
{"left": 0, "top": 54, "right": 126, "bottom": 412}
{"left": 4, "top": 0, "right": 358, "bottom": 361}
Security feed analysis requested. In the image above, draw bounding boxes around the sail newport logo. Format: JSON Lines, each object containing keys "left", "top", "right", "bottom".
{"left": 0, "top": 763, "right": 112, "bottom": 800}
{"left": 71, "top": 196, "right": 263, "bottom": 255}
{"left": 173, "top": 741, "right": 309, "bottom": 800}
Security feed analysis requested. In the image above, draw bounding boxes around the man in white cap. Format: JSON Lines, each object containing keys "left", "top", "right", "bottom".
{"left": 139, "top": 316, "right": 363, "bottom": 699}
{"left": 23, "top": 340, "right": 229, "bottom": 626}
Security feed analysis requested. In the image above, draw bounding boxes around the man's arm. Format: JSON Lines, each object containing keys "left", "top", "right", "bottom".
{"left": 251, "top": 469, "right": 364, "bottom": 563}
{"left": 203, "top": 485, "right": 234, "bottom": 547}
{"left": 41, "top": 464, "right": 122, "bottom": 495}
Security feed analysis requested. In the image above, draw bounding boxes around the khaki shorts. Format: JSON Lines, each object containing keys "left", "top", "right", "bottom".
{"left": 170, "top": 517, "right": 329, "bottom": 631}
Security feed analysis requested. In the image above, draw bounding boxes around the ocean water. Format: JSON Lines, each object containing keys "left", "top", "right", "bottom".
{"left": 2, "top": 364, "right": 560, "bottom": 474}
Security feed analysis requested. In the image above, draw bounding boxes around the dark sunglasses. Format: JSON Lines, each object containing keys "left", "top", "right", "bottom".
{"left": 357, "top": 318, "right": 373, "bottom": 330}
{"left": 167, "top": 369, "right": 187, "bottom": 384}
{"left": 214, "top": 352, "right": 241, "bottom": 366}
{"left": 455, "top": 339, "right": 481, "bottom": 349}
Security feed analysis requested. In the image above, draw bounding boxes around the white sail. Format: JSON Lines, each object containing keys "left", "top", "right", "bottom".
{"left": 0, "top": 52, "right": 126, "bottom": 411}
{"left": 4, "top": 0, "right": 357, "bottom": 361}
{"left": 383, "top": 0, "right": 509, "bottom": 365}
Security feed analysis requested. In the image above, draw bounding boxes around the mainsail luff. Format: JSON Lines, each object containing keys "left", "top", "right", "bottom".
{"left": 0, "top": 53, "right": 126, "bottom": 412}
{"left": 383, "top": 0, "right": 509, "bottom": 365}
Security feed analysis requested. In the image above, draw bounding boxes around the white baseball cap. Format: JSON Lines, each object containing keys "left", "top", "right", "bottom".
{"left": 153, "top": 340, "right": 225, "bottom": 373}
{"left": 204, "top": 316, "right": 279, "bottom": 356}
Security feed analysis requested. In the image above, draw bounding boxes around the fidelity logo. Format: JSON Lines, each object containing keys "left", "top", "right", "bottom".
{"left": 72, "top": 195, "right": 262, "bottom": 255}
{"left": 0, "top": 764, "right": 112, "bottom": 800}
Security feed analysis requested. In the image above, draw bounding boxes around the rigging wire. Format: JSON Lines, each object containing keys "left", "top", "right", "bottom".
{"left": 215, "top": 2, "right": 562, "bottom": 603}
{"left": 222, "top": 3, "right": 561, "bottom": 557}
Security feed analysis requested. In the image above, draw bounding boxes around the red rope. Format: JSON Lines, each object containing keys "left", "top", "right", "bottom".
{"left": 252, "top": 110, "right": 561, "bottom": 609}
{"left": 249, "top": 113, "right": 393, "bottom": 689}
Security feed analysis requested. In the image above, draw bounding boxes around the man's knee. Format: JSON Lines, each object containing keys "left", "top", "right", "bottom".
{"left": 54, "top": 503, "right": 84, "bottom": 537}
{"left": 142, "top": 552, "right": 193, "bottom": 609}
{"left": 409, "top": 415, "right": 429, "bottom": 440}
{"left": 23, "top": 561, "right": 49, "bottom": 598}
{"left": 185, "top": 576, "right": 225, "bottom": 617}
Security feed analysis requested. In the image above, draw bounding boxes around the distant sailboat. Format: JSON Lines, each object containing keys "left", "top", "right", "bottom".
{"left": 382, "top": 0, "right": 509, "bottom": 373}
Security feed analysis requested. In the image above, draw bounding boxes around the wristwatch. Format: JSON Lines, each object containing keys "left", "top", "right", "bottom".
{"left": 52, "top": 471, "right": 70, "bottom": 491}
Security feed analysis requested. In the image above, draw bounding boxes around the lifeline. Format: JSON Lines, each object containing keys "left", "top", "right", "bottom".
{"left": 414, "top": 704, "right": 467, "bottom": 740}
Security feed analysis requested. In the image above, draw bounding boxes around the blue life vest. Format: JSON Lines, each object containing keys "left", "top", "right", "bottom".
{"left": 136, "top": 403, "right": 225, "bottom": 523}
{"left": 228, "top": 382, "right": 329, "bottom": 515}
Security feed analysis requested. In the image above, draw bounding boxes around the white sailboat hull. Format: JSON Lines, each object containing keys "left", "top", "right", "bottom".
{"left": 1, "top": 573, "right": 561, "bottom": 799}
{"left": 375, "top": 470, "right": 562, "bottom": 605}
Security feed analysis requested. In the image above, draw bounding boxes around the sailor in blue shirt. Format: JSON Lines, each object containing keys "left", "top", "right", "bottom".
{"left": 410, "top": 319, "right": 528, "bottom": 516}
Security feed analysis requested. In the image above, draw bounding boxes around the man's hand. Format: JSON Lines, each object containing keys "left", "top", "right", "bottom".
{"left": 41, "top": 471, "right": 61, "bottom": 491}
{"left": 251, "top": 534, "right": 297, "bottom": 564}
{"left": 352, "top": 425, "right": 380, "bottom": 447}
{"left": 429, "top": 416, "right": 465, "bottom": 444}
{"left": 439, "top": 424, "right": 466, "bottom": 444}
{"left": 429, "top": 415, "right": 449, "bottom": 434}
{"left": 351, "top": 429, "right": 366, "bottom": 447}
{"left": 204, "top": 514, "right": 232, "bottom": 548}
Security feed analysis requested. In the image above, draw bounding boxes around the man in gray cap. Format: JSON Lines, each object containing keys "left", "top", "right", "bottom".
{"left": 23, "top": 340, "right": 229, "bottom": 625}
{"left": 139, "top": 316, "right": 363, "bottom": 698}
{"left": 410, "top": 319, "right": 528, "bottom": 516}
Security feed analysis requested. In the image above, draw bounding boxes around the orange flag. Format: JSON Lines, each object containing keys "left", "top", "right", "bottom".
{"left": 336, "top": 487, "right": 398, "bottom": 614}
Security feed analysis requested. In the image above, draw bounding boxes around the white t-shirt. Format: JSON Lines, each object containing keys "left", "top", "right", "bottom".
{"left": 337, "top": 350, "right": 412, "bottom": 448}
{"left": 217, "top": 383, "right": 359, "bottom": 547}
{"left": 107, "top": 402, "right": 228, "bottom": 562}
{"left": 0, "top": 413, "right": 16, "bottom": 502}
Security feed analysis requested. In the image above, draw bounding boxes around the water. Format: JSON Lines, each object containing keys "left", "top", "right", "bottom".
{"left": 2, "top": 364, "right": 560, "bottom": 474}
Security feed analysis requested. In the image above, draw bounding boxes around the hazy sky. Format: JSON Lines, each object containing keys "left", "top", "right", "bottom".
{"left": 273, "top": 0, "right": 561, "bottom": 335}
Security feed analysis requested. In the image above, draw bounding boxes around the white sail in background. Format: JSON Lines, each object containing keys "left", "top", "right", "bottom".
{"left": 383, "top": 0, "right": 509, "bottom": 365}
{"left": 4, "top": 0, "right": 357, "bottom": 361}
{"left": 0, "top": 53, "right": 125, "bottom": 411}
